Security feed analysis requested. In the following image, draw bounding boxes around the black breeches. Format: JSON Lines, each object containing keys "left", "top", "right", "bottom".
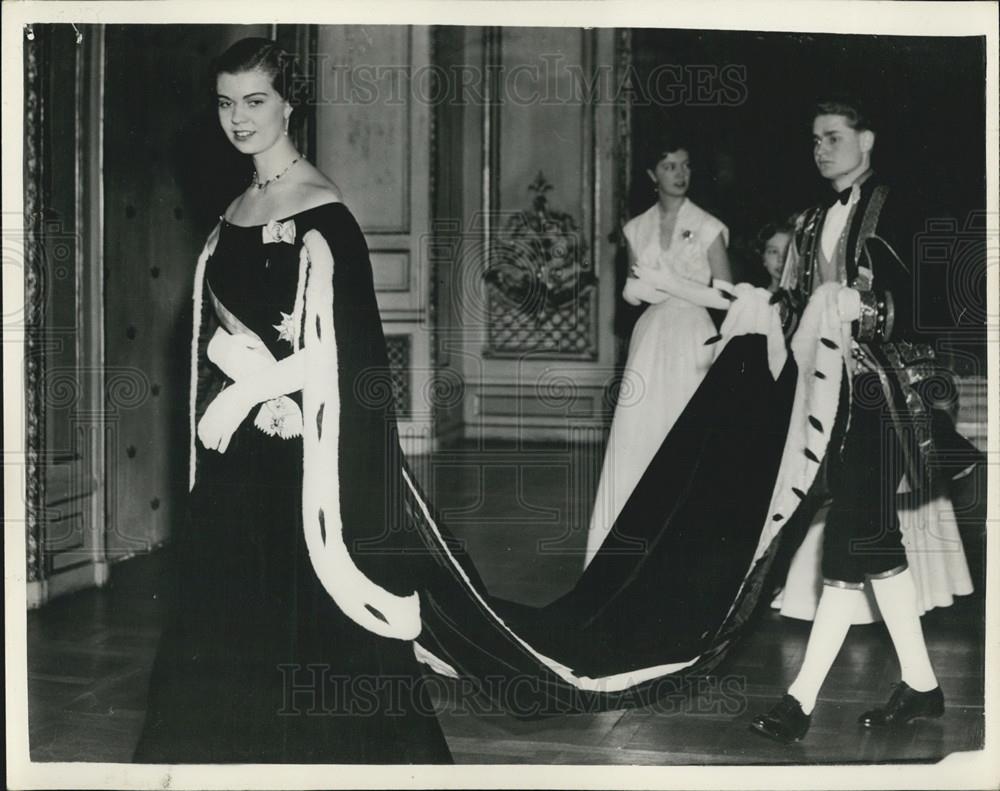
{"left": 822, "top": 372, "right": 908, "bottom": 586}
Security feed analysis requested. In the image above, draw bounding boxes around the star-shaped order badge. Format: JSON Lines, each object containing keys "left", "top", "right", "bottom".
{"left": 273, "top": 310, "right": 297, "bottom": 346}
{"left": 254, "top": 396, "right": 303, "bottom": 439}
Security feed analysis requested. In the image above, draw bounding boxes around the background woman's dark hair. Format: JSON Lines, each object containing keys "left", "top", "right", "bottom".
{"left": 641, "top": 133, "right": 693, "bottom": 171}
{"left": 754, "top": 218, "right": 795, "bottom": 255}
{"left": 212, "top": 37, "right": 307, "bottom": 113}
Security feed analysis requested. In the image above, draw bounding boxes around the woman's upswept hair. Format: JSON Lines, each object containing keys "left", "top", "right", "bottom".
{"left": 212, "top": 37, "right": 305, "bottom": 107}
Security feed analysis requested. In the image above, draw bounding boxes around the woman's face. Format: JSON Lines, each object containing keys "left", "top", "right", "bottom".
{"left": 762, "top": 231, "right": 791, "bottom": 282}
{"left": 216, "top": 69, "right": 290, "bottom": 155}
{"left": 648, "top": 150, "right": 691, "bottom": 199}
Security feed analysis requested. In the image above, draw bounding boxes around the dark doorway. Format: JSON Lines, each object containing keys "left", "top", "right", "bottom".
{"left": 627, "top": 28, "right": 987, "bottom": 371}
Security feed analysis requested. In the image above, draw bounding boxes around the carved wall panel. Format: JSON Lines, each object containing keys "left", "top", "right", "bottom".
{"left": 484, "top": 28, "right": 599, "bottom": 359}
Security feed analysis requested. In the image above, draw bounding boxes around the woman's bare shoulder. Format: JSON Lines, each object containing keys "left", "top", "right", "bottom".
{"left": 223, "top": 191, "right": 248, "bottom": 220}
{"left": 297, "top": 163, "right": 343, "bottom": 206}
{"left": 301, "top": 184, "right": 343, "bottom": 210}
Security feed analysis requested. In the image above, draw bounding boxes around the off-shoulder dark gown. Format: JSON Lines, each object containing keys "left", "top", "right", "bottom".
{"left": 134, "top": 204, "right": 452, "bottom": 763}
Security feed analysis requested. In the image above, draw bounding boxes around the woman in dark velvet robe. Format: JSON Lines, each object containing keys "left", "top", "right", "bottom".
{"left": 134, "top": 37, "right": 451, "bottom": 764}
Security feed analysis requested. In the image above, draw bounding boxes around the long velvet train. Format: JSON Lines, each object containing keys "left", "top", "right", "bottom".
{"left": 404, "top": 335, "right": 797, "bottom": 715}
{"left": 190, "top": 203, "right": 848, "bottom": 719}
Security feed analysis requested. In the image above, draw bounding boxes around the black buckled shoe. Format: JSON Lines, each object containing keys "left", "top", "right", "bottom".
{"left": 858, "top": 682, "right": 944, "bottom": 728}
{"left": 749, "top": 694, "right": 811, "bottom": 743}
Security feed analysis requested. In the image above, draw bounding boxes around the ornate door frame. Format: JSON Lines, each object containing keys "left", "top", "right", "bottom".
{"left": 23, "top": 24, "right": 108, "bottom": 607}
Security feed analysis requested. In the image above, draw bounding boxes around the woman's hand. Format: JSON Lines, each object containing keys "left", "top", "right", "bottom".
{"left": 630, "top": 248, "right": 662, "bottom": 280}
{"left": 197, "top": 383, "right": 256, "bottom": 454}
{"left": 632, "top": 263, "right": 671, "bottom": 291}
{"left": 623, "top": 275, "right": 668, "bottom": 306}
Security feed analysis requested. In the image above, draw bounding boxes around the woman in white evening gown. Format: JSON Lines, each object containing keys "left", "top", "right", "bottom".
{"left": 584, "top": 138, "right": 734, "bottom": 567}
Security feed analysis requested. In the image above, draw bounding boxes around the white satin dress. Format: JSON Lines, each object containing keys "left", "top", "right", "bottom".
{"left": 584, "top": 199, "right": 728, "bottom": 566}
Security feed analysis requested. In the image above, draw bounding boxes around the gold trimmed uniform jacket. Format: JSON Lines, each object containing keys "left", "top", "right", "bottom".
{"left": 775, "top": 174, "right": 974, "bottom": 489}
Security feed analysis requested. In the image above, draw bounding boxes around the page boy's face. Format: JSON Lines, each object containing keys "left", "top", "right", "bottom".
{"left": 812, "top": 113, "right": 872, "bottom": 183}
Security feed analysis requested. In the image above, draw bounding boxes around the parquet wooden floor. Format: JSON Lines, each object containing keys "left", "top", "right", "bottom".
{"left": 26, "top": 442, "right": 987, "bottom": 765}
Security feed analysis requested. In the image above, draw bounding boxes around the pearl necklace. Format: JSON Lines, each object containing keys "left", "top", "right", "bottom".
{"left": 252, "top": 156, "right": 301, "bottom": 190}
